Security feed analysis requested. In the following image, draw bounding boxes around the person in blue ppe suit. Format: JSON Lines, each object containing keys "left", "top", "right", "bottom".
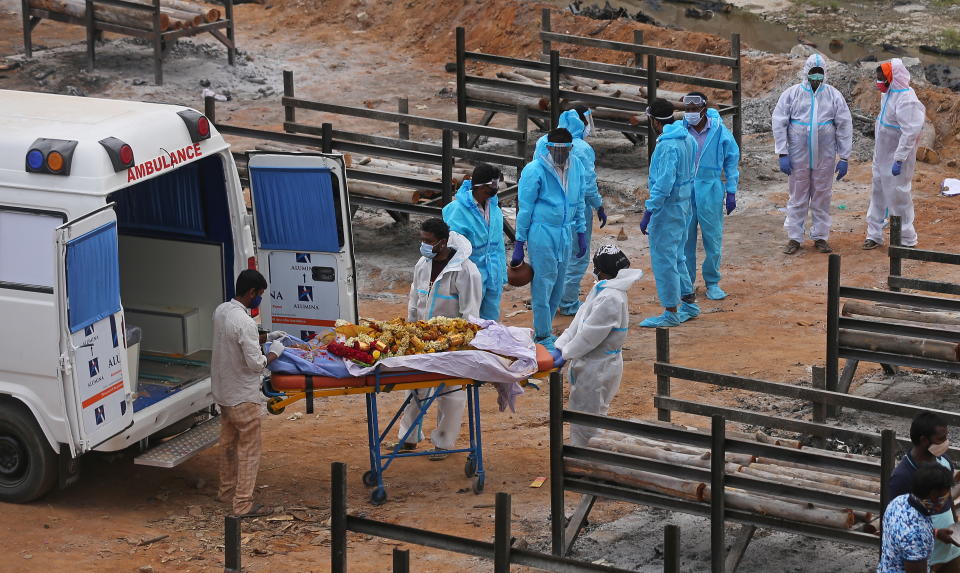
{"left": 639, "top": 98, "right": 700, "bottom": 328}
{"left": 680, "top": 92, "right": 740, "bottom": 302}
{"left": 772, "top": 53, "right": 853, "bottom": 255}
{"left": 443, "top": 163, "right": 506, "bottom": 320}
{"left": 554, "top": 245, "right": 642, "bottom": 446}
{"left": 512, "top": 128, "right": 588, "bottom": 350}
{"left": 534, "top": 106, "right": 608, "bottom": 316}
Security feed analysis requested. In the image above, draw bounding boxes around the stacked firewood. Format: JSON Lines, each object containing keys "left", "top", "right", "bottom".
{"left": 841, "top": 301, "right": 960, "bottom": 362}
{"left": 29, "top": 0, "right": 222, "bottom": 32}
{"left": 568, "top": 428, "right": 904, "bottom": 532}
{"left": 461, "top": 67, "right": 688, "bottom": 125}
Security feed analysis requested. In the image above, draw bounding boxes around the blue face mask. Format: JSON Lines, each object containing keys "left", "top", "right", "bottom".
{"left": 420, "top": 242, "right": 437, "bottom": 260}
{"left": 684, "top": 112, "right": 703, "bottom": 125}
{"left": 248, "top": 295, "right": 262, "bottom": 310}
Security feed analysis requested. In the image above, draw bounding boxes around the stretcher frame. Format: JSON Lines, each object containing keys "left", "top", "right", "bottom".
{"left": 263, "top": 368, "right": 549, "bottom": 505}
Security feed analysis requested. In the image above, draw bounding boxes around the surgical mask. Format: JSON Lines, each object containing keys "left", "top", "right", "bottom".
{"left": 420, "top": 242, "right": 437, "bottom": 259}
{"left": 930, "top": 440, "right": 950, "bottom": 457}
{"left": 684, "top": 112, "right": 703, "bottom": 125}
{"left": 918, "top": 492, "right": 952, "bottom": 515}
{"left": 248, "top": 295, "right": 262, "bottom": 310}
{"left": 876, "top": 80, "right": 890, "bottom": 93}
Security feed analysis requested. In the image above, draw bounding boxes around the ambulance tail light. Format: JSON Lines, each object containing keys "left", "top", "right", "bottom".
{"left": 177, "top": 109, "right": 212, "bottom": 143}
{"left": 25, "top": 138, "right": 78, "bottom": 175}
{"left": 99, "top": 137, "right": 135, "bottom": 172}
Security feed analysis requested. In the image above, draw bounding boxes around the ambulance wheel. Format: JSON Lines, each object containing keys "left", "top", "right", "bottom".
{"left": 464, "top": 458, "right": 477, "bottom": 478}
{"left": 362, "top": 470, "right": 377, "bottom": 487}
{"left": 370, "top": 487, "right": 387, "bottom": 505}
{"left": 266, "top": 398, "right": 285, "bottom": 415}
{"left": 472, "top": 475, "right": 485, "bottom": 495}
{"left": 0, "top": 401, "right": 58, "bottom": 503}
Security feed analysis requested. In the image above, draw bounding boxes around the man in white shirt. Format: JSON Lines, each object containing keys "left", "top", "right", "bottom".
{"left": 212, "top": 269, "right": 285, "bottom": 517}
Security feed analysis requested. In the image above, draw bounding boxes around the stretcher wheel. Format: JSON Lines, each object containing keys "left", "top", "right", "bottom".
{"left": 362, "top": 470, "right": 377, "bottom": 487}
{"left": 266, "top": 397, "right": 285, "bottom": 415}
{"left": 464, "top": 458, "right": 477, "bottom": 478}
{"left": 472, "top": 475, "right": 484, "bottom": 495}
{"left": 370, "top": 487, "right": 387, "bottom": 505}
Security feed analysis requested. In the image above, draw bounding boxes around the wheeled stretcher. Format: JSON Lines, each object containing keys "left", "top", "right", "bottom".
{"left": 261, "top": 345, "right": 555, "bottom": 504}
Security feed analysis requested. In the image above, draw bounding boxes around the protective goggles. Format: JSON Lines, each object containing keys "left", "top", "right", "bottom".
{"left": 474, "top": 179, "right": 499, "bottom": 190}
{"left": 681, "top": 95, "right": 706, "bottom": 106}
{"left": 545, "top": 142, "right": 573, "bottom": 149}
{"left": 807, "top": 73, "right": 825, "bottom": 81}
{"left": 646, "top": 107, "right": 675, "bottom": 122}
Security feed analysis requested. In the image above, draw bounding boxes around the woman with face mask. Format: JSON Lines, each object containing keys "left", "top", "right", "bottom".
{"left": 886, "top": 412, "right": 960, "bottom": 570}
{"left": 442, "top": 163, "right": 507, "bottom": 320}
{"left": 554, "top": 245, "right": 642, "bottom": 446}
{"left": 880, "top": 463, "right": 957, "bottom": 573}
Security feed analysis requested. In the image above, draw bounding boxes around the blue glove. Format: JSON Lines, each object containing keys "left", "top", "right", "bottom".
{"left": 511, "top": 241, "right": 525, "bottom": 266}
{"left": 892, "top": 161, "right": 902, "bottom": 176}
{"left": 549, "top": 348, "right": 565, "bottom": 369}
{"left": 778, "top": 155, "right": 792, "bottom": 176}
{"left": 597, "top": 206, "right": 608, "bottom": 228}
{"left": 835, "top": 159, "right": 848, "bottom": 181}
{"left": 639, "top": 210, "right": 652, "bottom": 235}
{"left": 576, "top": 232, "right": 587, "bottom": 258}
{"left": 725, "top": 192, "right": 736, "bottom": 215}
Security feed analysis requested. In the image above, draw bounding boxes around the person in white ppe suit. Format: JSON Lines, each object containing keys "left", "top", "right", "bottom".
{"left": 863, "top": 59, "right": 927, "bottom": 250}
{"left": 772, "top": 52, "right": 853, "bottom": 255}
{"left": 398, "top": 218, "right": 483, "bottom": 459}
{"left": 555, "top": 245, "right": 642, "bottom": 446}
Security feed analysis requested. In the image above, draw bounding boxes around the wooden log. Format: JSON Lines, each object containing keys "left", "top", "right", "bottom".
{"left": 842, "top": 300, "right": 960, "bottom": 326}
{"left": 748, "top": 463, "right": 880, "bottom": 492}
{"left": 702, "top": 486, "right": 856, "bottom": 529}
{"left": 590, "top": 433, "right": 755, "bottom": 466}
{"left": 738, "top": 466, "right": 880, "bottom": 498}
{"left": 566, "top": 459, "right": 706, "bottom": 502}
{"left": 348, "top": 181, "right": 420, "bottom": 204}
{"left": 729, "top": 430, "right": 802, "bottom": 449}
{"left": 839, "top": 328, "right": 960, "bottom": 362}
{"left": 160, "top": 6, "right": 202, "bottom": 26}
{"left": 587, "top": 437, "right": 747, "bottom": 472}
{"left": 582, "top": 105, "right": 645, "bottom": 126}
{"left": 161, "top": 0, "right": 219, "bottom": 21}
{"left": 639, "top": 86, "right": 687, "bottom": 103}
{"left": 917, "top": 119, "right": 940, "bottom": 164}
{"left": 463, "top": 85, "right": 550, "bottom": 112}
{"left": 29, "top": 0, "right": 170, "bottom": 31}
{"left": 496, "top": 71, "right": 537, "bottom": 84}
{"left": 356, "top": 157, "right": 472, "bottom": 179}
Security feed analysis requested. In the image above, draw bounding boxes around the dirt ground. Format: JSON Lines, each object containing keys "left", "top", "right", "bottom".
{"left": 3, "top": 0, "right": 960, "bottom": 571}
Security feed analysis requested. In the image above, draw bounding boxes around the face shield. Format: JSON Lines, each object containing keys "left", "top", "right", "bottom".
{"left": 546, "top": 141, "right": 573, "bottom": 168}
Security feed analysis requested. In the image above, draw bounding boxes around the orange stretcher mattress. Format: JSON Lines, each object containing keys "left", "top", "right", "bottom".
{"left": 269, "top": 344, "right": 555, "bottom": 392}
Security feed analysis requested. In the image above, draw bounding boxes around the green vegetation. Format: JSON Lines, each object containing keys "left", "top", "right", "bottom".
{"left": 942, "top": 29, "right": 960, "bottom": 51}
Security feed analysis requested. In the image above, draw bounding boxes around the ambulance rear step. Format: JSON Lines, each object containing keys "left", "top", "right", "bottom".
{"left": 134, "top": 416, "right": 220, "bottom": 468}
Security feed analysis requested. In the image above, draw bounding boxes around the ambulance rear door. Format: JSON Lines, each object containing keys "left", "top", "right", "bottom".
{"left": 247, "top": 153, "right": 358, "bottom": 340}
{"left": 55, "top": 204, "right": 133, "bottom": 454}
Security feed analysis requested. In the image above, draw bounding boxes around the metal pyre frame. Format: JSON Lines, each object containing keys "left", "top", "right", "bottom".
{"left": 21, "top": 0, "right": 235, "bottom": 85}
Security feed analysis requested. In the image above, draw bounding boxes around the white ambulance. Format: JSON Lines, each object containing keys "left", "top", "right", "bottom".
{"left": 0, "top": 90, "right": 356, "bottom": 502}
